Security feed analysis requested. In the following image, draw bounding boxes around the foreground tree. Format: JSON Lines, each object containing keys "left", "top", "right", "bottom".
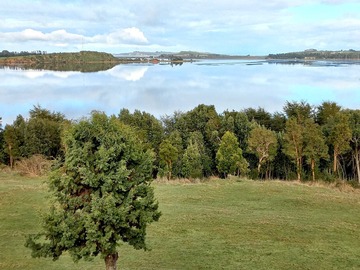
{"left": 324, "top": 111, "right": 352, "bottom": 175}
{"left": 349, "top": 110, "right": 360, "bottom": 183}
{"left": 220, "top": 110, "right": 251, "bottom": 150}
{"left": 3, "top": 115, "right": 26, "bottom": 167}
{"left": 303, "top": 120, "right": 328, "bottom": 181}
{"left": 0, "top": 117, "right": 5, "bottom": 164}
{"left": 283, "top": 117, "right": 305, "bottom": 181}
{"left": 248, "top": 124, "right": 277, "bottom": 177}
{"left": 316, "top": 101, "right": 341, "bottom": 125}
{"left": 25, "top": 112, "right": 161, "bottom": 270}
{"left": 243, "top": 107, "right": 272, "bottom": 129}
{"left": 178, "top": 104, "right": 221, "bottom": 173}
{"left": 216, "top": 131, "right": 248, "bottom": 178}
{"left": 182, "top": 140, "right": 203, "bottom": 179}
{"left": 283, "top": 100, "right": 313, "bottom": 123}
{"left": 159, "top": 139, "right": 179, "bottom": 180}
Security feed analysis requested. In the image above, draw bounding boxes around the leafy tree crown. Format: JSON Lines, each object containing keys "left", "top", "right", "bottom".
{"left": 25, "top": 112, "right": 161, "bottom": 262}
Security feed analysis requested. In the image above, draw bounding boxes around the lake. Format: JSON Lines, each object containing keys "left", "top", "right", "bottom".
{"left": 1, "top": 60, "right": 360, "bottom": 125}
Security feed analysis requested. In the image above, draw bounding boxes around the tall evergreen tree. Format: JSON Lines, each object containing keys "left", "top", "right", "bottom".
{"left": 216, "top": 131, "right": 248, "bottom": 178}
{"left": 159, "top": 139, "right": 179, "bottom": 180}
{"left": 243, "top": 107, "right": 272, "bottom": 129}
{"left": 3, "top": 115, "right": 26, "bottom": 167}
{"left": 118, "top": 109, "right": 164, "bottom": 177}
{"left": 284, "top": 100, "right": 314, "bottom": 123}
{"left": 220, "top": 110, "right": 251, "bottom": 151}
{"left": 25, "top": 106, "right": 65, "bottom": 158}
{"left": 182, "top": 141, "right": 203, "bottom": 179}
{"left": 25, "top": 112, "right": 160, "bottom": 270}
{"left": 316, "top": 101, "right": 341, "bottom": 126}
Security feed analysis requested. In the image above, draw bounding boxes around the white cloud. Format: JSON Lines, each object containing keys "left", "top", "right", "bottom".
{"left": 0, "top": 0, "right": 359, "bottom": 54}
{"left": 106, "top": 28, "right": 148, "bottom": 44}
{"left": 320, "top": 0, "right": 358, "bottom": 4}
{"left": 0, "top": 27, "right": 149, "bottom": 47}
{"left": 1, "top": 29, "right": 44, "bottom": 42}
{"left": 0, "top": 29, "right": 83, "bottom": 42}
{"left": 22, "top": 29, "right": 46, "bottom": 40}
{"left": 54, "top": 43, "right": 70, "bottom": 48}
{"left": 275, "top": 15, "right": 360, "bottom": 51}
{"left": 20, "top": 70, "right": 77, "bottom": 79}
{"left": 50, "top": 30, "right": 84, "bottom": 42}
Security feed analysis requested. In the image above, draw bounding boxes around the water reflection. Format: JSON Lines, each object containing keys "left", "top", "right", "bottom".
{"left": 267, "top": 59, "right": 360, "bottom": 67}
{"left": 1, "top": 61, "right": 360, "bottom": 125}
{"left": 107, "top": 65, "right": 149, "bottom": 81}
{"left": 0, "top": 62, "right": 118, "bottom": 72}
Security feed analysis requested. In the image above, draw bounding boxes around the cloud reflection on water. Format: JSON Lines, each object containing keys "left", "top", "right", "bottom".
{"left": 1, "top": 61, "right": 360, "bottom": 125}
{"left": 106, "top": 65, "right": 149, "bottom": 81}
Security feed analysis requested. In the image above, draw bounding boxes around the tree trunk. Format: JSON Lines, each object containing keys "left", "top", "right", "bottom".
{"left": 257, "top": 163, "right": 261, "bottom": 174}
{"left": 8, "top": 144, "right": 13, "bottom": 168}
{"left": 266, "top": 162, "right": 271, "bottom": 180}
{"left": 355, "top": 147, "right": 360, "bottom": 184}
{"left": 167, "top": 160, "right": 172, "bottom": 180}
{"left": 311, "top": 159, "right": 315, "bottom": 181}
{"left": 333, "top": 150, "right": 338, "bottom": 174}
{"left": 105, "top": 252, "right": 118, "bottom": 270}
{"left": 258, "top": 155, "right": 265, "bottom": 175}
{"left": 296, "top": 157, "right": 301, "bottom": 181}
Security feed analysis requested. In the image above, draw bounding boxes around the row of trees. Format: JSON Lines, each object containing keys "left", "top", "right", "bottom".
{"left": 268, "top": 49, "right": 360, "bottom": 60}
{"left": 0, "top": 50, "right": 47, "bottom": 57}
{"left": 1, "top": 102, "right": 360, "bottom": 184}
{"left": 0, "top": 106, "right": 65, "bottom": 168}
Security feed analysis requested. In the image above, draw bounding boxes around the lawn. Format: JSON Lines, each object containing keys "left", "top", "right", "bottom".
{"left": 0, "top": 173, "right": 359, "bottom": 269}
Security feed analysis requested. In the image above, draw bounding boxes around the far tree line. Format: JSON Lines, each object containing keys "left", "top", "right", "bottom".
{"left": 0, "top": 50, "right": 47, "bottom": 57}
{"left": 1, "top": 101, "right": 360, "bottom": 184}
{"left": 268, "top": 49, "right": 360, "bottom": 60}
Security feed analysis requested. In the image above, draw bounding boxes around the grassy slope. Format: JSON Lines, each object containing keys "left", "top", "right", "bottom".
{"left": 0, "top": 173, "right": 359, "bottom": 269}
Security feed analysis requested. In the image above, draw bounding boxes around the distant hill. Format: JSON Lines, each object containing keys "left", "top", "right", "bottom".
{"left": 158, "top": 51, "right": 263, "bottom": 60}
{"left": 268, "top": 49, "right": 360, "bottom": 60}
{"left": 0, "top": 51, "right": 122, "bottom": 72}
{"left": 0, "top": 51, "right": 118, "bottom": 65}
{"left": 114, "top": 51, "right": 264, "bottom": 60}
{"left": 114, "top": 51, "right": 173, "bottom": 58}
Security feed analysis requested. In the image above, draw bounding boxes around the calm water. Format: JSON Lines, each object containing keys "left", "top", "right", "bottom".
{"left": 1, "top": 60, "right": 360, "bottom": 125}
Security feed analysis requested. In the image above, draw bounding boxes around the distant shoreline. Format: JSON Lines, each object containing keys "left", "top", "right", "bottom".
{"left": 2, "top": 49, "right": 359, "bottom": 66}
{"left": 1, "top": 50, "right": 360, "bottom": 72}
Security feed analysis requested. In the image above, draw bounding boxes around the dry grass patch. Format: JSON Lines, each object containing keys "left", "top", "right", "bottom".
{"left": 14, "top": 155, "right": 53, "bottom": 177}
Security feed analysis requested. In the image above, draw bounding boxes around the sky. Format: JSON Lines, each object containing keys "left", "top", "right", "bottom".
{"left": 1, "top": 0, "right": 359, "bottom": 55}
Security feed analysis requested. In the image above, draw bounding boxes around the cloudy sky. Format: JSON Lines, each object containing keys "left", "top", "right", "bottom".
{"left": 1, "top": 0, "right": 359, "bottom": 55}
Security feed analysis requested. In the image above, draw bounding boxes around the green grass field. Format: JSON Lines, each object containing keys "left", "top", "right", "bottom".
{"left": 1, "top": 173, "right": 359, "bottom": 269}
